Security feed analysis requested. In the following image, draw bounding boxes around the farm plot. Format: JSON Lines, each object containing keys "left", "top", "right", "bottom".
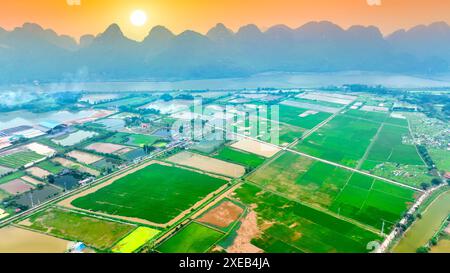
{"left": 67, "top": 150, "right": 103, "bottom": 165}
{"left": 230, "top": 138, "right": 280, "bottom": 158}
{"left": 14, "top": 185, "right": 62, "bottom": 208}
{"left": 52, "top": 130, "right": 97, "bottom": 147}
{"left": 0, "top": 150, "right": 45, "bottom": 169}
{"left": 0, "top": 179, "right": 34, "bottom": 195}
{"left": 429, "top": 149, "right": 450, "bottom": 172}
{"left": 0, "top": 226, "right": 70, "bottom": 253}
{"left": 36, "top": 160, "right": 65, "bottom": 174}
{"left": 52, "top": 158, "right": 100, "bottom": 177}
{"left": 343, "top": 109, "right": 389, "bottom": 124}
{"left": 247, "top": 151, "right": 417, "bottom": 231}
{"left": 21, "top": 176, "right": 44, "bottom": 186}
{"left": 157, "top": 222, "right": 224, "bottom": 253}
{"left": 167, "top": 151, "right": 246, "bottom": 178}
{"left": 70, "top": 163, "right": 227, "bottom": 224}
{"left": 0, "top": 171, "right": 25, "bottom": 185}
{"left": 222, "top": 183, "right": 381, "bottom": 253}
{"left": 278, "top": 105, "right": 332, "bottom": 130}
{"left": 112, "top": 227, "right": 160, "bottom": 253}
{"left": 26, "top": 167, "right": 51, "bottom": 179}
{"left": 294, "top": 114, "right": 381, "bottom": 167}
{"left": 20, "top": 207, "right": 135, "bottom": 250}
{"left": 197, "top": 199, "right": 244, "bottom": 231}
{"left": 0, "top": 166, "right": 13, "bottom": 176}
{"left": 213, "top": 146, "right": 266, "bottom": 169}
{"left": 361, "top": 124, "right": 424, "bottom": 168}
{"left": 85, "top": 142, "right": 135, "bottom": 155}
{"left": 105, "top": 132, "right": 161, "bottom": 147}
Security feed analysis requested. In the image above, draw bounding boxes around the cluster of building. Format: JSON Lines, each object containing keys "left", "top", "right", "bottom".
{"left": 0, "top": 121, "right": 67, "bottom": 151}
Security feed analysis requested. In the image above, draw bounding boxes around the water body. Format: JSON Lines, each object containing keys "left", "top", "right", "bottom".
{"left": 393, "top": 190, "right": 450, "bottom": 253}
{"left": 0, "top": 110, "right": 99, "bottom": 131}
{"left": 2, "top": 72, "right": 450, "bottom": 93}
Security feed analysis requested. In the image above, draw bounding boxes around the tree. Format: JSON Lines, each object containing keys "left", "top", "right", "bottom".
{"left": 416, "top": 246, "right": 429, "bottom": 253}
{"left": 431, "top": 178, "right": 443, "bottom": 186}
{"left": 48, "top": 175, "right": 55, "bottom": 184}
{"left": 420, "top": 182, "right": 430, "bottom": 190}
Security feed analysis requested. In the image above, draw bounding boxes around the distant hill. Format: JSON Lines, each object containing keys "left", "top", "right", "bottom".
{"left": 0, "top": 21, "right": 449, "bottom": 84}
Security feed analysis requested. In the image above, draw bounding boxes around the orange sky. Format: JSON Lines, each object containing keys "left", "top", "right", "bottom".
{"left": 0, "top": 0, "right": 449, "bottom": 41}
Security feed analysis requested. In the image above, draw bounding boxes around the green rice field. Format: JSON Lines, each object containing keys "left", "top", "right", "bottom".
{"left": 0, "top": 171, "right": 25, "bottom": 185}
{"left": 71, "top": 164, "right": 227, "bottom": 224}
{"left": 248, "top": 151, "right": 418, "bottom": 231}
{"left": 105, "top": 132, "right": 160, "bottom": 147}
{"left": 157, "top": 222, "right": 224, "bottom": 253}
{"left": 278, "top": 104, "right": 332, "bottom": 129}
{"left": 0, "top": 151, "right": 45, "bottom": 169}
{"left": 21, "top": 208, "right": 135, "bottom": 250}
{"left": 36, "top": 160, "right": 65, "bottom": 174}
{"left": 229, "top": 184, "right": 382, "bottom": 253}
{"left": 429, "top": 149, "right": 450, "bottom": 172}
{"left": 362, "top": 124, "right": 424, "bottom": 168}
{"left": 294, "top": 114, "right": 381, "bottom": 167}
{"left": 213, "top": 146, "right": 265, "bottom": 169}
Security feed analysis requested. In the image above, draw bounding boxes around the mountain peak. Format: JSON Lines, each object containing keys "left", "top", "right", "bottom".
{"left": 207, "top": 23, "right": 234, "bottom": 42}
{"left": 145, "top": 25, "right": 175, "bottom": 41}
{"left": 100, "top": 23, "right": 124, "bottom": 38}
{"left": 19, "top": 22, "right": 44, "bottom": 33}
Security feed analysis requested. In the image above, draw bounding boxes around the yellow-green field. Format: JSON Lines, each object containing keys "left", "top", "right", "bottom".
{"left": 112, "top": 227, "right": 160, "bottom": 253}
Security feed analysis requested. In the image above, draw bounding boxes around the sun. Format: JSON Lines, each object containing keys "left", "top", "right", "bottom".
{"left": 130, "top": 10, "right": 148, "bottom": 27}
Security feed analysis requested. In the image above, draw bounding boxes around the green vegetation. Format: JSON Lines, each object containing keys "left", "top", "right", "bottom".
{"left": 105, "top": 132, "right": 160, "bottom": 147}
{"left": 157, "top": 223, "right": 224, "bottom": 253}
{"left": 278, "top": 104, "right": 332, "bottom": 129}
{"left": 429, "top": 149, "right": 450, "bottom": 171}
{"left": 22, "top": 208, "right": 135, "bottom": 250}
{"left": 213, "top": 146, "right": 265, "bottom": 169}
{"left": 36, "top": 160, "right": 65, "bottom": 174}
{"left": 72, "top": 164, "right": 227, "bottom": 224}
{"left": 112, "top": 227, "right": 160, "bottom": 253}
{"left": 343, "top": 109, "right": 389, "bottom": 124}
{"left": 295, "top": 115, "right": 380, "bottom": 167}
{"left": 230, "top": 184, "right": 382, "bottom": 253}
{"left": 248, "top": 151, "right": 417, "bottom": 231}
{"left": 0, "top": 171, "right": 25, "bottom": 185}
{"left": 362, "top": 124, "right": 424, "bottom": 168}
{"left": 0, "top": 151, "right": 45, "bottom": 169}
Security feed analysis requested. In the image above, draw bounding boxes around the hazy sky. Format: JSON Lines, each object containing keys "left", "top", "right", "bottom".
{"left": 1, "top": 0, "right": 449, "bottom": 41}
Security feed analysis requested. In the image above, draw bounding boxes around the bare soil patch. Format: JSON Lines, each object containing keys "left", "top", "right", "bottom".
{"left": 226, "top": 211, "right": 263, "bottom": 253}
{"left": 198, "top": 201, "right": 244, "bottom": 229}
{"left": 67, "top": 150, "right": 103, "bottom": 165}
{"left": 0, "top": 179, "right": 35, "bottom": 194}
{"left": 168, "top": 152, "right": 245, "bottom": 178}
{"left": 26, "top": 167, "right": 51, "bottom": 179}
{"left": 231, "top": 139, "right": 280, "bottom": 158}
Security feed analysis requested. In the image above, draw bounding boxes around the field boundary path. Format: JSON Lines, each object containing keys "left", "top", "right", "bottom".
{"left": 289, "top": 105, "right": 345, "bottom": 148}
{"left": 375, "top": 183, "right": 447, "bottom": 253}
{"left": 246, "top": 180, "right": 381, "bottom": 235}
{"left": 0, "top": 142, "right": 185, "bottom": 228}
{"left": 212, "top": 123, "right": 423, "bottom": 193}
{"left": 356, "top": 123, "right": 385, "bottom": 170}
